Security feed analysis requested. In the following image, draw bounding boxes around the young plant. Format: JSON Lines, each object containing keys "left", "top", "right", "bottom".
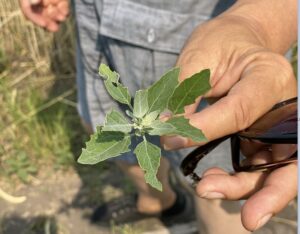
{"left": 77, "top": 64, "right": 211, "bottom": 191}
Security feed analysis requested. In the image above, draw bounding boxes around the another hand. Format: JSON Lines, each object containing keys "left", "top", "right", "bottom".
{"left": 19, "top": 0, "right": 69, "bottom": 32}
{"left": 161, "top": 0, "right": 297, "bottom": 231}
{"left": 196, "top": 151, "right": 297, "bottom": 231}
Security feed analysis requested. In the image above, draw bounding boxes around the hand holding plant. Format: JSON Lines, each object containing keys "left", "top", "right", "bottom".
{"left": 162, "top": 0, "right": 297, "bottom": 231}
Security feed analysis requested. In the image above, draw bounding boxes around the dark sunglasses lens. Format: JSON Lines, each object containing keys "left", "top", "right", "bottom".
{"left": 239, "top": 99, "right": 297, "bottom": 142}
{"left": 262, "top": 112, "right": 296, "bottom": 137}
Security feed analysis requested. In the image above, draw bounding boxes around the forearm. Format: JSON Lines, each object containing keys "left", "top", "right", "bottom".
{"left": 221, "top": 0, "right": 297, "bottom": 54}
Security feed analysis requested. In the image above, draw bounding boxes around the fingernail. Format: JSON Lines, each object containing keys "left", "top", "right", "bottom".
{"left": 163, "top": 136, "right": 188, "bottom": 150}
{"left": 254, "top": 213, "right": 272, "bottom": 230}
{"left": 29, "top": 0, "right": 40, "bottom": 5}
{"left": 200, "top": 192, "right": 225, "bottom": 199}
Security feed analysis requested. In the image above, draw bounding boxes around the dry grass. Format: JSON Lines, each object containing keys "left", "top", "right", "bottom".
{"left": 0, "top": 0, "right": 85, "bottom": 184}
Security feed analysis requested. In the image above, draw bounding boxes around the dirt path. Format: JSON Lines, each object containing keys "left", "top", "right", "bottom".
{"left": 0, "top": 165, "right": 296, "bottom": 234}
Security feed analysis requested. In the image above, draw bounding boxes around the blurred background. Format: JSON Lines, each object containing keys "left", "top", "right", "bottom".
{"left": 0, "top": 0, "right": 79, "bottom": 182}
{"left": 0, "top": 1, "right": 297, "bottom": 234}
{"left": 0, "top": 1, "right": 141, "bottom": 233}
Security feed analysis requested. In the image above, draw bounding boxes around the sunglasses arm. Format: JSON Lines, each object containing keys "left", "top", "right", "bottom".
{"left": 181, "top": 135, "right": 232, "bottom": 178}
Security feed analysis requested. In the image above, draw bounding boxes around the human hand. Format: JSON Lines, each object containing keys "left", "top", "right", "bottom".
{"left": 19, "top": 0, "right": 69, "bottom": 32}
{"left": 161, "top": 0, "right": 297, "bottom": 231}
{"left": 163, "top": 20, "right": 296, "bottom": 148}
{"left": 195, "top": 150, "right": 297, "bottom": 231}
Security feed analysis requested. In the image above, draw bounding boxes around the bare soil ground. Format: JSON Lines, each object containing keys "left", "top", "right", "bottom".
{"left": 0, "top": 164, "right": 297, "bottom": 234}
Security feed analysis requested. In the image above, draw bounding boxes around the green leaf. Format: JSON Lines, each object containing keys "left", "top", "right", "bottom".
{"left": 100, "top": 64, "right": 132, "bottom": 107}
{"left": 27, "top": 166, "right": 38, "bottom": 174}
{"left": 78, "top": 129, "right": 131, "bottom": 165}
{"left": 104, "top": 80, "right": 132, "bottom": 107}
{"left": 125, "top": 110, "right": 135, "bottom": 119}
{"left": 167, "top": 116, "right": 206, "bottom": 142}
{"left": 134, "top": 139, "right": 162, "bottom": 191}
{"left": 147, "top": 67, "right": 180, "bottom": 113}
{"left": 99, "top": 64, "right": 119, "bottom": 83}
{"left": 168, "top": 69, "right": 211, "bottom": 114}
{"left": 102, "top": 109, "right": 132, "bottom": 133}
{"left": 17, "top": 170, "right": 28, "bottom": 183}
{"left": 148, "top": 120, "right": 176, "bottom": 136}
{"left": 141, "top": 111, "right": 160, "bottom": 126}
{"left": 133, "top": 90, "right": 148, "bottom": 118}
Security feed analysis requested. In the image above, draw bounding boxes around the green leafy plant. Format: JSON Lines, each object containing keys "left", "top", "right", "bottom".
{"left": 5, "top": 152, "right": 38, "bottom": 183}
{"left": 77, "top": 64, "right": 211, "bottom": 191}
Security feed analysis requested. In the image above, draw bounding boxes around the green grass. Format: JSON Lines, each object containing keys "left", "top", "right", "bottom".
{"left": 0, "top": 66, "right": 86, "bottom": 184}
{"left": 110, "top": 223, "right": 143, "bottom": 234}
{"left": 0, "top": 6, "right": 89, "bottom": 184}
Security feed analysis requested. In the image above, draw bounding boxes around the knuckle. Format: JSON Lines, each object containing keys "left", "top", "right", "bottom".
{"left": 273, "top": 54, "right": 296, "bottom": 98}
{"left": 223, "top": 96, "right": 252, "bottom": 131}
{"left": 254, "top": 50, "right": 295, "bottom": 91}
{"left": 268, "top": 53, "right": 294, "bottom": 86}
{"left": 177, "top": 50, "right": 200, "bottom": 65}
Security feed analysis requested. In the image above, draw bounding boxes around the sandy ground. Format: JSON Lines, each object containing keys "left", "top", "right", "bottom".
{"left": 0, "top": 164, "right": 297, "bottom": 234}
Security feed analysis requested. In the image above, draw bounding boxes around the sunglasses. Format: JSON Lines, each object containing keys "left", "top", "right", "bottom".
{"left": 180, "top": 97, "right": 297, "bottom": 187}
